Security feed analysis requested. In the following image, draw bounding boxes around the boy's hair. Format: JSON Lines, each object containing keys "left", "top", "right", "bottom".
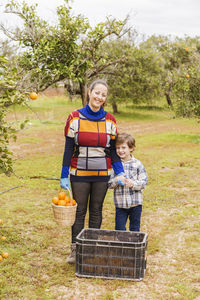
{"left": 116, "top": 132, "right": 136, "bottom": 149}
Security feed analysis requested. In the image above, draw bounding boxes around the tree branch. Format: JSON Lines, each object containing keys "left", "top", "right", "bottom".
{"left": 0, "top": 185, "right": 23, "bottom": 195}
{"left": 87, "top": 56, "right": 127, "bottom": 78}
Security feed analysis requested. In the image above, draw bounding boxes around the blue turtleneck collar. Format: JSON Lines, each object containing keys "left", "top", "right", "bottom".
{"left": 79, "top": 104, "right": 106, "bottom": 120}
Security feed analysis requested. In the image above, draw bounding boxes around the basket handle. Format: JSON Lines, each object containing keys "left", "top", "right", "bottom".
{"left": 66, "top": 187, "right": 73, "bottom": 206}
{"left": 60, "top": 187, "right": 73, "bottom": 205}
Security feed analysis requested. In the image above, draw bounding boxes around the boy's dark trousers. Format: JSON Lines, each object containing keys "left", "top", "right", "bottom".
{"left": 115, "top": 205, "right": 142, "bottom": 231}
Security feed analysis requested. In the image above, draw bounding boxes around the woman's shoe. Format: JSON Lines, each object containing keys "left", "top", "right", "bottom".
{"left": 66, "top": 243, "right": 76, "bottom": 264}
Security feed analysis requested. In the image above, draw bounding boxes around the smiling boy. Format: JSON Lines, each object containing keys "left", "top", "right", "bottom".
{"left": 108, "top": 132, "right": 148, "bottom": 231}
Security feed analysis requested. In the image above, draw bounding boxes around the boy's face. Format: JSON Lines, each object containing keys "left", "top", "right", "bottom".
{"left": 116, "top": 142, "right": 133, "bottom": 162}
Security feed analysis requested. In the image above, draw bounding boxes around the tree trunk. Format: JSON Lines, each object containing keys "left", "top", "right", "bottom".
{"left": 80, "top": 82, "right": 88, "bottom": 107}
{"left": 64, "top": 80, "right": 73, "bottom": 101}
{"left": 112, "top": 102, "right": 119, "bottom": 114}
{"left": 165, "top": 93, "right": 173, "bottom": 107}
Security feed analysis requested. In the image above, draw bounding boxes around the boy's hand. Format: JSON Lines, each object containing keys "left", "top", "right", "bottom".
{"left": 125, "top": 178, "right": 134, "bottom": 188}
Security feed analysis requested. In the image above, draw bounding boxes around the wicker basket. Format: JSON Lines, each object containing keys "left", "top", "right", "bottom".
{"left": 52, "top": 188, "right": 77, "bottom": 226}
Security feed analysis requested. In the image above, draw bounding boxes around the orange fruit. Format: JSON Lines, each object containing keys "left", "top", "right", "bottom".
{"left": 58, "top": 199, "right": 66, "bottom": 206}
{"left": 2, "top": 252, "right": 8, "bottom": 258}
{"left": 52, "top": 197, "right": 59, "bottom": 205}
{"left": 0, "top": 219, "right": 3, "bottom": 225}
{"left": 58, "top": 192, "right": 66, "bottom": 200}
{"left": 0, "top": 255, "right": 3, "bottom": 261}
{"left": 185, "top": 74, "right": 190, "bottom": 78}
{"left": 29, "top": 92, "right": 38, "bottom": 100}
{"left": 65, "top": 196, "right": 71, "bottom": 204}
{"left": 1, "top": 236, "right": 6, "bottom": 241}
{"left": 72, "top": 199, "right": 76, "bottom": 206}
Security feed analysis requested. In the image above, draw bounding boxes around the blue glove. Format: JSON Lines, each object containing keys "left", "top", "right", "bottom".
{"left": 117, "top": 180, "right": 125, "bottom": 186}
{"left": 117, "top": 172, "right": 125, "bottom": 176}
{"left": 117, "top": 172, "right": 125, "bottom": 186}
{"left": 60, "top": 177, "right": 71, "bottom": 190}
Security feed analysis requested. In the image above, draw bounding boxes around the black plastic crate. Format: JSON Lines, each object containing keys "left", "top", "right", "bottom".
{"left": 75, "top": 228, "right": 148, "bottom": 281}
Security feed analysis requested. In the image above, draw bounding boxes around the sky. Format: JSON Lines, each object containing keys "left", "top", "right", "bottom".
{"left": 0, "top": 0, "right": 200, "bottom": 40}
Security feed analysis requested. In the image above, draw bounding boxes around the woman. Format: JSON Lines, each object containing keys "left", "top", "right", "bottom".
{"left": 60, "top": 79, "right": 125, "bottom": 263}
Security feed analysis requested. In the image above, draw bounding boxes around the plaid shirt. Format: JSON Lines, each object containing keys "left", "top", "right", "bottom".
{"left": 108, "top": 156, "right": 148, "bottom": 208}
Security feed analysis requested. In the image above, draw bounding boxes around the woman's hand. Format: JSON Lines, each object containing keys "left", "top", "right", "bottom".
{"left": 60, "top": 178, "right": 71, "bottom": 190}
{"left": 115, "top": 174, "right": 126, "bottom": 186}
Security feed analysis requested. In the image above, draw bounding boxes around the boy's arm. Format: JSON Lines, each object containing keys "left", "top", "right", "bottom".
{"left": 127, "top": 162, "right": 148, "bottom": 190}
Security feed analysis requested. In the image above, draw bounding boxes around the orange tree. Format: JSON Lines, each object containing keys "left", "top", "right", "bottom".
{"left": 173, "top": 38, "right": 200, "bottom": 117}
{"left": 0, "top": 56, "right": 28, "bottom": 174}
{"left": 2, "top": 0, "right": 131, "bottom": 106}
{"left": 139, "top": 35, "right": 190, "bottom": 107}
{"left": 0, "top": 0, "right": 132, "bottom": 174}
{"left": 104, "top": 37, "right": 161, "bottom": 113}
{"left": 140, "top": 35, "right": 200, "bottom": 117}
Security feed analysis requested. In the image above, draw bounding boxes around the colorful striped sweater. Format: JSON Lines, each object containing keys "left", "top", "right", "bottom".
{"left": 61, "top": 104, "right": 124, "bottom": 182}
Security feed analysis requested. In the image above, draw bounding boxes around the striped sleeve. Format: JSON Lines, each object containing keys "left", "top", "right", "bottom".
{"left": 62, "top": 136, "right": 75, "bottom": 166}
{"left": 62, "top": 112, "right": 76, "bottom": 175}
{"left": 106, "top": 113, "right": 117, "bottom": 140}
{"left": 64, "top": 111, "right": 79, "bottom": 138}
{"left": 106, "top": 113, "right": 124, "bottom": 175}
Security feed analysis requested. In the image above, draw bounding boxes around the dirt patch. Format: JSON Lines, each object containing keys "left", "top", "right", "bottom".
{"left": 10, "top": 127, "right": 64, "bottom": 159}
{"left": 49, "top": 280, "right": 108, "bottom": 300}
{"left": 117, "top": 120, "right": 199, "bottom": 135}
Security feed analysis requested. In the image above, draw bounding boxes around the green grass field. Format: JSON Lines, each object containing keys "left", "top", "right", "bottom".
{"left": 0, "top": 96, "right": 200, "bottom": 299}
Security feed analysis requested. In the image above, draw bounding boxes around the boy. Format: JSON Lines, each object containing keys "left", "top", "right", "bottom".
{"left": 108, "top": 133, "right": 148, "bottom": 231}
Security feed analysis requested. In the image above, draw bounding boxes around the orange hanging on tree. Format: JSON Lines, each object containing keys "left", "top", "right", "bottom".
{"left": 29, "top": 92, "right": 38, "bottom": 100}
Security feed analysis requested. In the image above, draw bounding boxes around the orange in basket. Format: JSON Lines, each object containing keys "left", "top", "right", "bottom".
{"left": 52, "top": 188, "right": 77, "bottom": 226}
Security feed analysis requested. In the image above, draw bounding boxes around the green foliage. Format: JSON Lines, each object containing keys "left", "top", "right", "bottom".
{"left": 97, "top": 35, "right": 163, "bottom": 114}
{"left": 0, "top": 39, "right": 18, "bottom": 60}
{"left": 4, "top": 1, "right": 200, "bottom": 117}
{"left": 0, "top": 56, "right": 27, "bottom": 174}
{"left": 174, "top": 61, "right": 200, "bottom": 117}
{"left": 140, "top": 35, "right": 200, "bottom": 116}
{"left": 4, "top": 0, "right": 130, "bottom": 105}
{"left": 5, "top": 0, "right": 89, "bottom": 91}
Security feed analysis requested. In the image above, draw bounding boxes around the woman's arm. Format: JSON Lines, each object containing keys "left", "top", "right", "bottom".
{"left": 61, "top": 136, "right": 75, "bottom": 172}
{"left": 110, "top": 140, "right": 124, "bottom": 175}
{"left": 60, "top": 136, "right": 74, "bottom": 189}
{"left": 60, "top": 112, "right": 76, "bottom": 189}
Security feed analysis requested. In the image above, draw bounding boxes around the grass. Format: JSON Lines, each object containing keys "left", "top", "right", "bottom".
{"left": 1, "top": 95, "right": 200, "bottom": 299}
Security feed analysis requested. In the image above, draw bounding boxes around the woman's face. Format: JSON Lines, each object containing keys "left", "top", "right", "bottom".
{"left": 88, "top": 84, "right": 108, "bottom": 112}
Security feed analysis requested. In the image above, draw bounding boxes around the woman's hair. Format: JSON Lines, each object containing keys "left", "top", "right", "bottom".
{"left": 87, "top": 79, "right": 109, "bottom": 104}
{"left": 116, "top": 132, "right": 136, "bottom": 149}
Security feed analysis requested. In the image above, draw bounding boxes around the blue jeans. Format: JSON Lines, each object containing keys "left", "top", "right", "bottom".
{"left": 115, "top": 205, "right": 142, "bottom": 231}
